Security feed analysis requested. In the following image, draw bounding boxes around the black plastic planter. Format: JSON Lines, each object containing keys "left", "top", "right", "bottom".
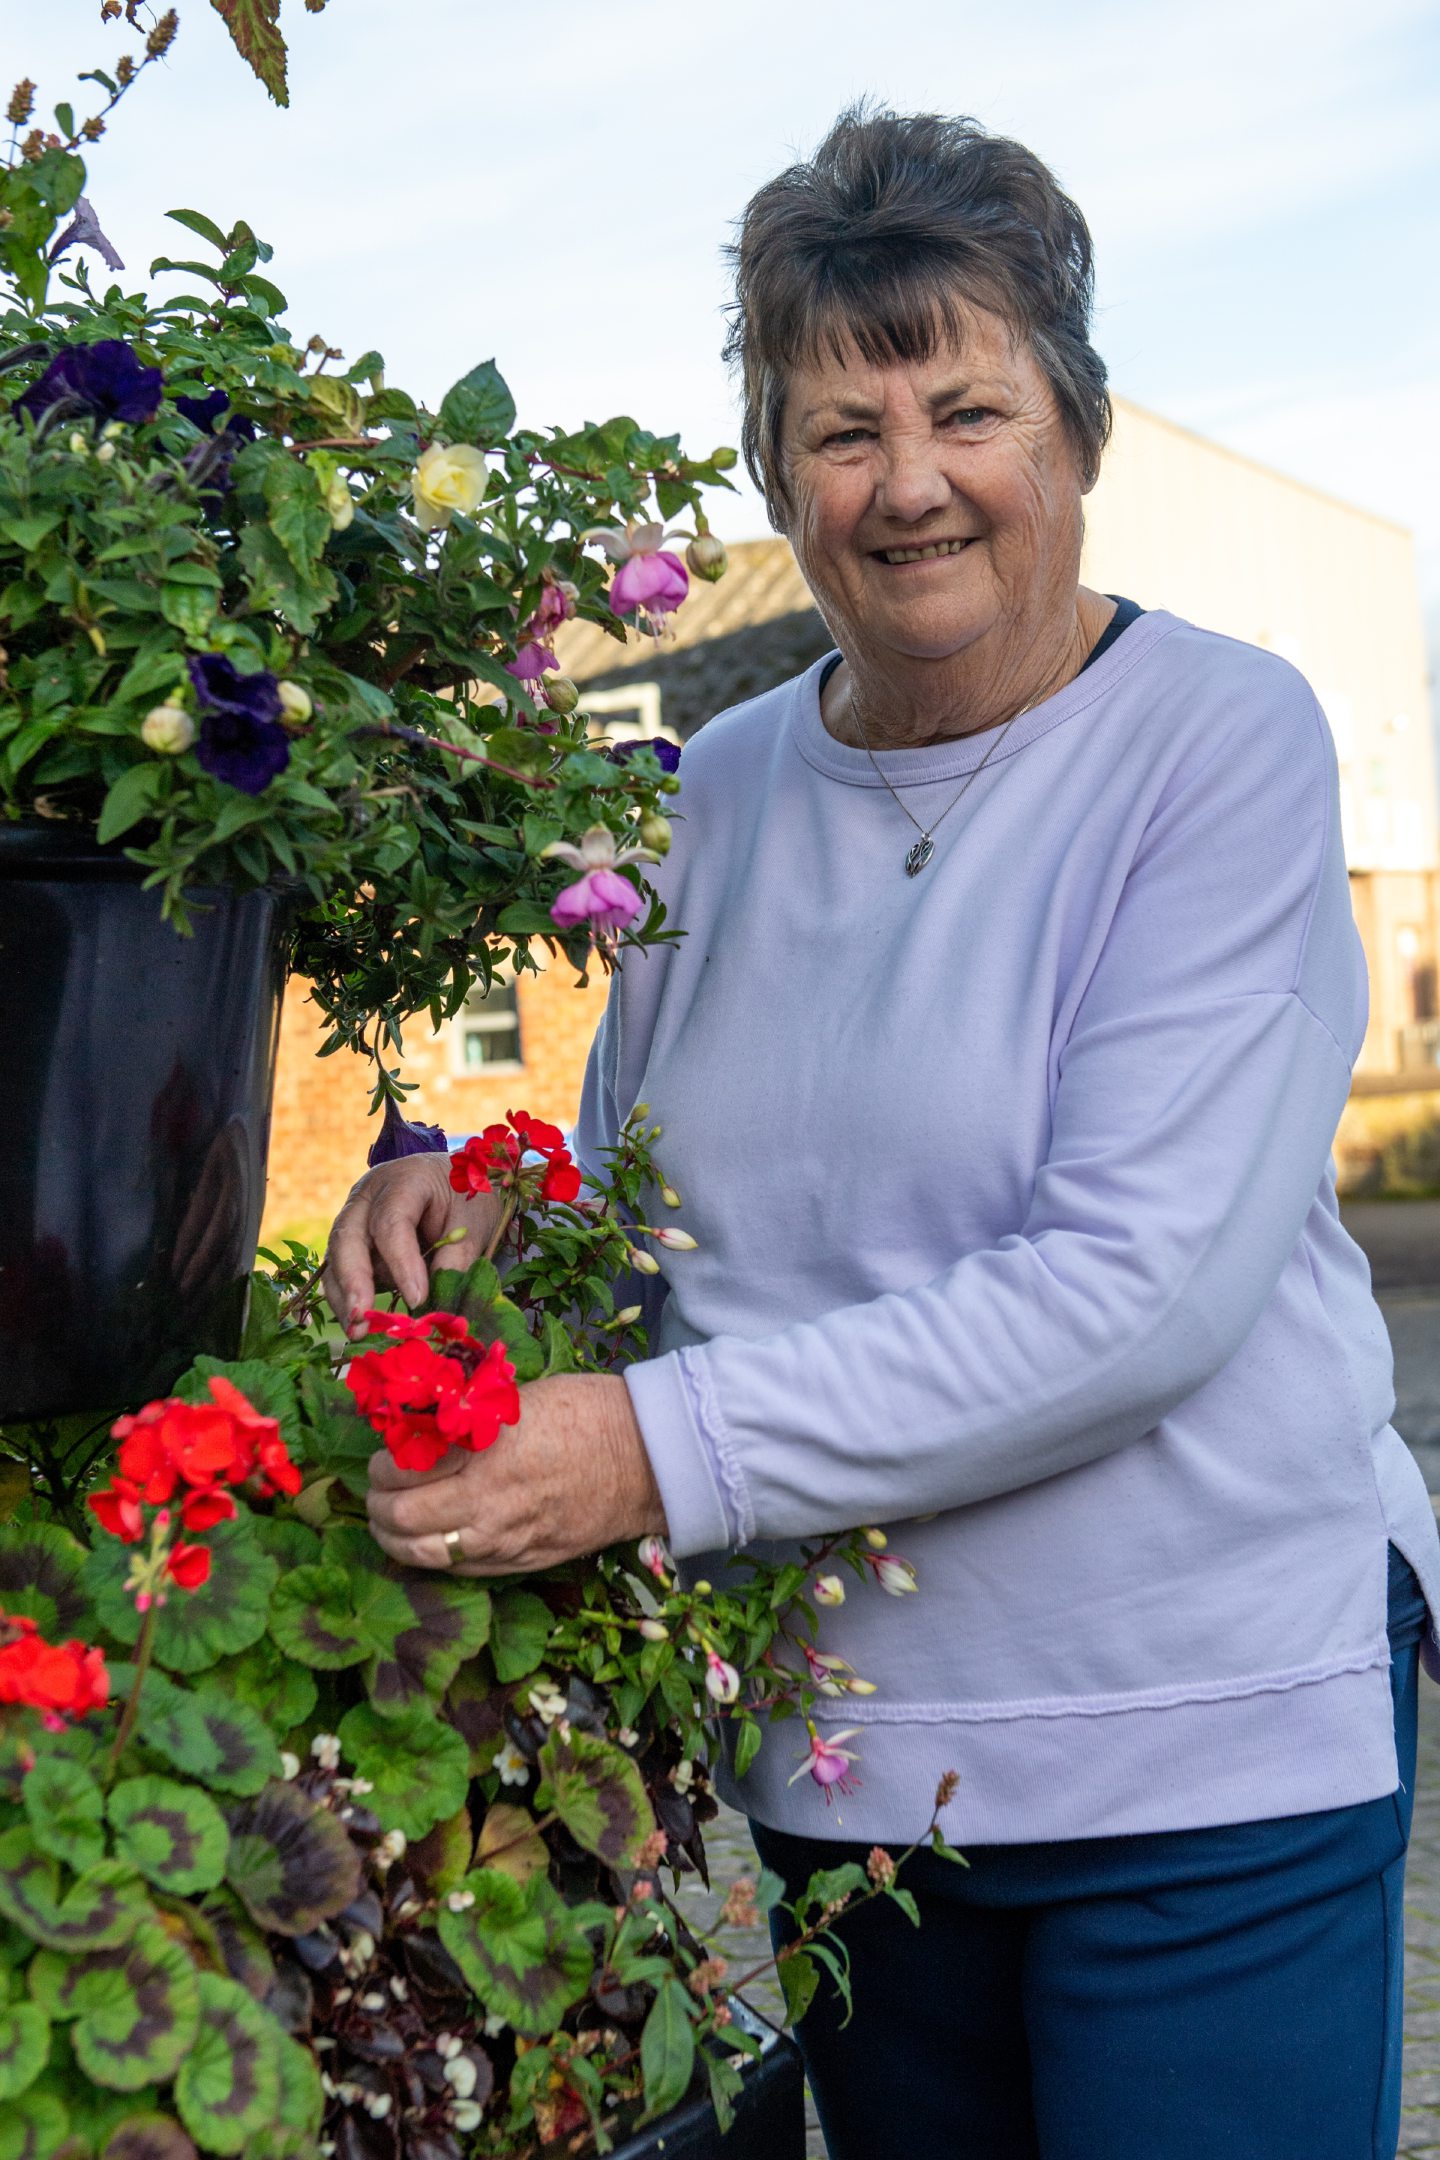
{"left": 0, "top": 823, "right": 289, "bottom": 1419}
{"left": 612, "top": 2004, "right": 807, "bottom": 2159}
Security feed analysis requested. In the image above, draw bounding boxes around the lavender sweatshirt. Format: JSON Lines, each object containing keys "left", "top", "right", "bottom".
{"left": 574, "top": 610, "right": 1440, "bottom": 1845}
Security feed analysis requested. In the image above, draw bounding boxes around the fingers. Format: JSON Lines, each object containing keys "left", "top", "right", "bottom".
{"left": 367, "top": 1521, "right": 461, "bottom": 1572}
{"left": 367, "top": 1459, "right": 483, "bottom": 1539}
{"left": 322, "top": 1189, "right": 377, "bottom": 1333}
{"left": 323, "top": 1159, "right": 450, "bottom": 1333}
{"left": 365, "top": 1446, "right": 468, "bottom": 1492}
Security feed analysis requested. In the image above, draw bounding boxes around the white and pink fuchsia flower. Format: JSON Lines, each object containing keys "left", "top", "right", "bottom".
{"left": 542, "top": 823, "right": 662, "bottom": 935}
{"left": 583, "top": 519, "right": 690, "bottom": 635}
{"left": 704, "top": 1651, "right": 740, "bottom": 1705}
{"left": 788, "top": 1723, "right": 862, "bottom": 1802}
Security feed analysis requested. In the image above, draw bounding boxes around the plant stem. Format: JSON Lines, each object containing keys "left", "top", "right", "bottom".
{"left": 104, "top": 1598, "right": 158, "bottom": 1783}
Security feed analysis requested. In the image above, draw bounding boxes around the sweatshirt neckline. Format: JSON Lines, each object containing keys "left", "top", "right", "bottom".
{"left": 791, "top": 608, "right": 1179, "bottom": 787}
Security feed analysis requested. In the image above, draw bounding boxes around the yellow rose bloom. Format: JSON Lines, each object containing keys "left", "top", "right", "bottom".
{"left": 411, "top": 442, "right": 487, "bottom": 534}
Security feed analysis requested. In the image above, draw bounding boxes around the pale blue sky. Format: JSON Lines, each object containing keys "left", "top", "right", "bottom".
{"left": 11, "top": 0, "right": 1440, "bottom": 670}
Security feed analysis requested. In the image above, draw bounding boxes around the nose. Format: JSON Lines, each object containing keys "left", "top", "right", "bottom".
{"left": 874, "top": 430, "right": 953, "bottom": 525}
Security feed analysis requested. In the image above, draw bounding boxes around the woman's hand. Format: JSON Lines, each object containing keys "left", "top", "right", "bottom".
{"left": 365, "top": 1373, "right": 667, "bottom": 1574}
{"left": 322, "top": 1154, "right": 502, "bottom": 1338}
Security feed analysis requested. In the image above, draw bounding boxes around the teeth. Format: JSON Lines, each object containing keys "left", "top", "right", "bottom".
{"left": 882, "top": 539, "right": 969, "bottom": 564}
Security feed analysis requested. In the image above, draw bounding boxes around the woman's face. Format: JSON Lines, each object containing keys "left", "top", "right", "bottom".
{"left": 780, "top": 307, "right": 1088, "bottom": 667}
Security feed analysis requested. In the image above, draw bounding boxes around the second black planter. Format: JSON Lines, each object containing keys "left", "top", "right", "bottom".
{"left": 0, "top": 824, "right": 289, "bottom": 1420}
{"left": 613, "top": 2003, "right": 807, "bottom": 2160}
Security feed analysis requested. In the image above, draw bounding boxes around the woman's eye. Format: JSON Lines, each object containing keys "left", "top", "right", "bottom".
{"left": 824, "top": 428, "right": 872, "bottom": 448}
{"left": 944, "top": 407, "right": 993, "bottom": 428}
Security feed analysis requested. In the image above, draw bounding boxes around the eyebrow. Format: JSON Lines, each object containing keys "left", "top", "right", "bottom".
{"left": 799, "top": 378, "right": 997, "bottom": 426}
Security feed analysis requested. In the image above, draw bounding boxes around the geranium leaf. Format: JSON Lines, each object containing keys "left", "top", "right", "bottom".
{"left": 639, "top": 1975, "right": 696, "bottom": 2124}
{"left": 23, "top": 1756, "right": 107, "bottom": 1872}
{"left": 272, "top": 2027, "right": 323, "bottom": 2137}
{"left": 108, "top": 1778, "right": 229, "bottom": 1895}
{"left": 475, "top": 1802, "right": 546, "bottom": 1887}
{"left": 223, "top": 1782, "right": 362, "bottom": 1935}
{"left": 536, "top": 1726, "right": 656, "bottom": 1869}
{"left": 133, "top": 1670, "right": 282, "bottom": 1797}
{"left": 294, "top": 1368, "right": 375, "bottom": 1496}
{"left": 0, "top": 1998, "right": 49, "bottom": 2101}
{"left": 173, "top": 1973, "right": 282, "bottom": 2154}
{"left": 488, "top": 1589, "right": 553, "bottom": 1684}
{"left": 208, "top": 0, "right": 289, "bottom": 107}
{"left": 29, "top": 1921, "right": 200, "bottom": 2090}
{"left": 406, "top": 1806, "right": 475, "bottom": 1898}
{"left": 0, "top": 1831, "right": 147, "bottom": 1951}
{"left": 265, "top": 1563, "right": 367, "bottom": 1669}
{"left": 0, "top": 1524, "right": 89, "bottom": 1638}
{"left": 207, "top": 1638, "right": 317, "bottom": 1736}
{"left": 179, "top": 1358, "right": 300, "bottom": 1450}
{"left": 84, "top": 1517, "right": 277, "bottom": 1674}
{"left": 335, "top": 1701, "right": 469, "bottom": 1840}
{"left": 322, "top": 1525, "right": 491, "bottom": 1711}
{"left": 101, "top": 2115, "right": 199, "bottom": 2160}
{"left": 442, "top": 1662, "right": 506, "bottom": 1774}
{"left": 0, "top": 2087, "right": 68, "bottom": 2160}
{"left": 437, "top": 1869, "right": 593, "bottom": 2037}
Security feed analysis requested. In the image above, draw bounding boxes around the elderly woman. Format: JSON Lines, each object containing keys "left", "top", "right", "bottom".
{"left": 326, "top": 110, "right": 1440, "bottom": 2159}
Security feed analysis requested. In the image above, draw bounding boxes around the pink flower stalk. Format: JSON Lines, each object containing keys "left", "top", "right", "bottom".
{"left": 705, "top": 1652, "right": 740, "bottom": 1705}
{"left": 506, "top": 640, "right": 557, "bottom": 681}
{"left": 787, "top": 1725, "right": 862, "bottom": 1802}
{"left": 543, "top": 824, "right": 662, "bottom": 937}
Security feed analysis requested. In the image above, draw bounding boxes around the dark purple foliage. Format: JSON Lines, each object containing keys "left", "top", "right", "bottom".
{"left": 368, "top": 1096, "right": 449, "bottom": 1169}
{"left": 188, "top": 653, "right": 290, "bottom": 795}
{"left": 606, "top": 736, "right": 681, "bottom": 773}
{"left": 13, "top": 338, "right": 162, "bottom": 426}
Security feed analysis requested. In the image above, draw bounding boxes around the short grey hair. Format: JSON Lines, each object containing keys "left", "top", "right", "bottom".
{"left": 723, "top": 105, "right": 1113, "bottom": 521}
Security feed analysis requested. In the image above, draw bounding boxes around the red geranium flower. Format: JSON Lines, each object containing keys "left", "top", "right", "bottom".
{"left": 508, "top": 1109, "right": 567, "bottom": 1158}
{"left": 88, "top": 1473, "right": 146, "bottom": 1543}
{"left": 180, "top": 1485, "right": 237, "bottom": 1532}
{"left": 540, "top": 1151, "right": 582, "bottom": 1204}
{"left": 345, "top": 1312, "right": 520, "bottom": 1472}
{"left": 0, "top": 1615, "right": 109, "bottom": 1718}
{"left": 166, "top": 1540, "right": 212, "bottom": 1591}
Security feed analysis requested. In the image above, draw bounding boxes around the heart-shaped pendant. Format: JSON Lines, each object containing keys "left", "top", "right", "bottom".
{"left": 905, "top": 836, "right": 935, "bottom": 876}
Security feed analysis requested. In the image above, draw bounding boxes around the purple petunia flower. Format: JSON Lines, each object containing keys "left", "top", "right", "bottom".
{"left": 366, "top": 1095, "right": 449, "bottom": 1168}
{"left": 174, "top": 387, "right": 232, "bottom": 433}
{"left": 606, "top": 736, "right": 681, "bottom": 773}
{"left": 14, "top": 338, "right": 163, "bottom": 427}
{"left": 48, "top": 196, "right": 125, "bottom": 273}
{"left": 174, "top": 388, "right": 258, "bottom": 500}
{"left": 187, "top": 653, "right": 290, "bottom": 795}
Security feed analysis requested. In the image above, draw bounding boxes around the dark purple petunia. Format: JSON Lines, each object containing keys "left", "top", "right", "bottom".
{"left": 175, "top": 390, "right": 257, "bottom": 500}
{"left": 606, "top": 735, "right": 681, "bottom": 773}
{"left": 174, "top": 387, "right": 232, "bottom": 433}
{"left": 187, "top": 653, "right": 290, "bottom": 795}
{"left": 14, "top": 338, "right": 162, "bottom": 426}
{"left": 366, "top": 1094, "right": 449, "bottom": 1169}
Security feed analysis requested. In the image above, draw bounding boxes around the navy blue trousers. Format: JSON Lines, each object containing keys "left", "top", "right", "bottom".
{"left": 752, "top": 1551, "right": 1427, "bottom": 2160}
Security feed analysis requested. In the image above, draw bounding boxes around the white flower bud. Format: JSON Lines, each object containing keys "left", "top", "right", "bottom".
{"left": 545, "top": 675, "right": 580, "bottom": 716}
{"left": 685, "top": 532, "right": 729, "bottom": 583}
{"left": 613, "top": 1304, "right": 643, "bottom": 1327}
{"left": 68, "top": 431, "right": 88, "bottom": 455}
{"left": 325, "top": 474, "right": 355, "bottom": 531}
{"left": 652, "top": 1227, "right": 696, "bottom": 1251}
{"left": 638, "top": 812, "right": 672, "bottom": 856}
{"left": 446, "top": 1890, "right": 475, "bottom": 1912}
{"left": 277, "top": 680, "right": 312, "bottom": 724}
{"left": 141, "top": 704, "right": 195, "bottom": 755}
{"left": 847, "top": 1678, "right": 878, "bottom": 1695}
{"left": 279, "top": 1750, "right": 301, "bottom": 1780}
{"left": 95, "top": 439, "right": 116, "bottom": 463}
{"left": 444, "top": 2054, "right": 479, "bottom": 2098}
{"left": 813, "top": 1574, "right": 846, "bottom": 1608}
{"left": 660, "top": 1184, "right": 682, "bottom": 1208}
{"left": 631, "top": 1248, "right": 661, "bottom": 1276}
{"left": 638, "top": 1618, "right": 668, "bottom": 1642}
{"left": 863, "top": 1527, "right": 888, "bottom": 1549}
{"left": 452, "top": 2102, "right": 483, "bottom": 2133}
{"left": 692, "top": 1580, "right": 712, "bottom": 1595}
{"left": 101, "top": 421, "right": 124, "bottom": 440}
{"left": 311, "top": 1733, "right": 341, "bottom": 1769}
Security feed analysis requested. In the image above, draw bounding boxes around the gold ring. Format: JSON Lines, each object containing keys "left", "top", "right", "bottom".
{"left": 442, "top": 1529, "right": 464, "bottom": 1564}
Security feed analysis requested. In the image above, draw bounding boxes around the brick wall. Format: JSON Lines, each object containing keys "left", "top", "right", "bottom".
{"left": 260, "top": 952, "right": 610, "bottom": 1249}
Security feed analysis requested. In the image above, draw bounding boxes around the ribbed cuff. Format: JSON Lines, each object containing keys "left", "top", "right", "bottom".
{"left": 624, "top": 1352, "right": 735, "bottom": 1559}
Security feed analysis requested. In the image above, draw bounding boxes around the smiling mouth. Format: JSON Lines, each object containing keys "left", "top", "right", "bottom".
{"left": 874, "top": 538, "right": 974, "bottom": 564}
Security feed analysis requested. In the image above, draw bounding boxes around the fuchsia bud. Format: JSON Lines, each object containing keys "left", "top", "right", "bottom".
{"left": 705, "top": 1652, "right": 740, "bottom": 1705}
{"left": 638, "top": 1618, "right": 668, "bottom": 1642}
{"left": 812, "top": 1574, "right": 845, "bottom": 1608}
{"left": 651, "top": 1227, "right": 697, "bottom": 1251}
{"left": 685, "top": 532, "right": 728, "bottom": 582}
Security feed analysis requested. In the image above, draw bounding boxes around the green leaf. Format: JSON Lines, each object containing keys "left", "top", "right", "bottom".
{"left": 885, "top": 1883, "right": 921, "bottom": 1927}
{"left": 802, "top": 1862, "right": 867, "bottom": 1914}
{"left": 732, "top": 1714, "right": 762, "bottom": 1781}
{"left": 639, "top": 1976, "right": 695, "bottom": 2123}
{"left": 0, "top": 1831, "right": 148, "bottom": 1952}
{"left": 266, "top": 1563, "right": 368, "bottom": 1669}
{"left": 223, "top": 1782, "right": 361, "bottom": 1935}
{"left": 179, "top": 1356, "right": 300, "bottom": 1447}
{"left": 0, "top": 2087, "right": 68, "bottom": 2160}
{"left": 754, "top": 1866, "right": 788, "bottom": 1916}
{"left": 208, "top": 0, "right": 289, "bottom": 107}
{"left": 173, "top": 1973, "right": 282, "bottom": 2154}
{"left": 157, "top": 581, "right": 216, "bottom": 638}
{"left": 0, "top": 1999, "right": 48, "bottom": 2102}
{"left": 207, "top": 1638, "right": 316, "bottom": 1737}
{"left": 96, "top": 763, "right": 166, "bottom": 845}
{"left": 29, "top": 1922, "right": 199, "bottom": 2092}
{"left": 0, "top": 1526, "right": 89, "bottom": 1639}
{"left": 705, "top": 2051, "right": 744, "bottom": 2137}
{"left": 84, "top": 1515, "right": 277, "bottom": 1675}
{"left": 165, "top": 208, "right": 228, "bottom": 251}
{"left": 272, "top": 2026, "right": 323, "bottom": 2138}
{"left": 437, "top": 1869, "right": 593, "bottom": 2037}
{"left": 236, "top": 523, "right": 337, "bottom": 636}
{"left": 0, "top": 514, "right": 63, "bottom": 553}
{"left": 23, "top": 1757, "right": 107, "bottom": 1872}
{"left": 108, "top": 1778, "right": 228, "bottom": 1895}
{"left": 489, "top": 1588, "right": 553, "bottom": 1684}
{"left": 102, "top": 2114, "right": 200, "bottom": 2160}
{"left": 536, "top": 1725, "right": 656, "bottom": 1869}
{"left": 322, "top": 1524, "right": 490, "bottom": 1711}
{"left": 133, "top": 1670, "right": 282, "bottom": 1797}
{"left": 437, "top": 360, "right": 515, "bottom": 446}
{"left": 263, "top": 457, "right": 330, "bottom": 578}
{"left": 779, "top": 1949, "right": 818, "bottom": 2026}
{"left": 336, "top": 1700, "right": 469, "bottom": 1840}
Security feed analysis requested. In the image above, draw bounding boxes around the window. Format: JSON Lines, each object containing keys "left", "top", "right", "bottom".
{"left": 457, "top": 974, "right": 523, "bottom": 1073}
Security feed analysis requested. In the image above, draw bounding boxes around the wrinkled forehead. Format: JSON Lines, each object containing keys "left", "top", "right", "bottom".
{"left": 780, "top": 294, "right": 1027, "bottom": 419}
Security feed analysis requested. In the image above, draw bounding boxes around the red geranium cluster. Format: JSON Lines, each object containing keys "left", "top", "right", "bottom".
{"left": 0, "top": 1612, "right": 109, "bottom": 1723}
{"left": 345, "top": 1310, "right": 521, "bottom": 1473}
{"left": 448, "top": 1108, "right": 582, "bottom": 1206}
{"left": 88, "top": 1374, "right": 302, "bottom": 1592}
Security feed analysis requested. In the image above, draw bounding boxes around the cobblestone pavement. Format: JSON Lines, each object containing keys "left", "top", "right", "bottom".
{"left": 673, "top": 1200, "right": 1440, "bottom": 2155}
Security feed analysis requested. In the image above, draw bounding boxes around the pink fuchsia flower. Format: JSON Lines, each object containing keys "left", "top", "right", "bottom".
{"left": 505, "top": 640, "right": 557, "bottom": 682}
{"left": 527, "top": 578, "right": 578, "bottom": 639}
{"left": 584, "top": 519, "right": 691, "bottom": 634}
{"left": 705, "top": 1652, "right": 740, "bottom": 1705}
{"left": 542, "top": 823, "right": 661, "bottom": 936}
{"left": 802, "top": 1645, "right": 852, "bottom": 1697}
{"left": 865, "top": 1553, "right": 918, "bottom": 1597}
{"left": 787, "top": 1724, "right": 861, "bottom": 1802}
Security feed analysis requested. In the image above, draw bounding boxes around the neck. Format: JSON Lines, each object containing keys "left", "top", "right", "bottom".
{"left": 823, "top": 586, "right": 1115, "bottom": 752}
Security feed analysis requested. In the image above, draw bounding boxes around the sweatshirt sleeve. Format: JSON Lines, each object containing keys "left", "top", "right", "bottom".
{"left": 624, "top": 670, "right": 1366, "bottom": 1556}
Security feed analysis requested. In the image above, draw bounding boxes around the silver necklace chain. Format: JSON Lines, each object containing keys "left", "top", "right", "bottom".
{"left": 847, "top": 693, "right": 1031, "bottom": 877}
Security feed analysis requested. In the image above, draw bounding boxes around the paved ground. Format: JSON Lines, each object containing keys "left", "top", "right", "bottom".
{"left": 678, "top": 1200, "right": 1440, "bottom": 2156}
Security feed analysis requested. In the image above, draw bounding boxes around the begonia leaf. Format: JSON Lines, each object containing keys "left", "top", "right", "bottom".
{"left": 0, "top": 1997, "right": 49, "bottom": 2101}
{"left": 0, "top": 2088, "right": 68, "bottom": 2160}
{"left": 173, "top": 1973, "right": 282, "bottom": 2155}
{"left": 406, "top": 1805, "right": 475, "bottom": 1897}
{"left": 84, "top": 1517, "right": 277, "bottom": 1674}
{"left": 133, "top": 1670, "right": 281, "bottom": 1798}
{"left": 443, "top": 1661, "right": 506, "bottom": 1774}
{"left": 0, "top": 1830, "right": 148, "bottom": 1951}
{"left": 475, "top": 1802, "right": 547, "bottom": 1887}
{"left": 489, "top": 1588, "right": 554, "bottom": 1684}
{"left": 536, "top": 1726, "right": 656, "bottom": 1869}
{"left": 335, "top": 1701, "right": 469, "bottom": 1840}
{"left": 21, "top": 2026, "right": 152, "bottom": 2149}
{"left": 0, "top": 1524, "right": 89, "bottom": 1639}
{"left": 23, "top": 1756, "right": 107, "bottom": 1872}
{"left": 437, "top": 1869, "right": 593, "bottom": 2037}
{"left": 29, "top": 1920, "right": 200, "bottom": 2090}
{"left": 223, "top": 1783, "right": 362, "bottom": 1935}
{"left": 108, "top": 1778, "right": 229, "bottom": 1894}
{"left": 207, "top": 1639, "right": 317, "bottom": 1737}
{"left": 102, "top": 2115, "right": 199, "bottom": 2160}
{"left": 197, "top": 1889, "right": 275, "bottom": 2003}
